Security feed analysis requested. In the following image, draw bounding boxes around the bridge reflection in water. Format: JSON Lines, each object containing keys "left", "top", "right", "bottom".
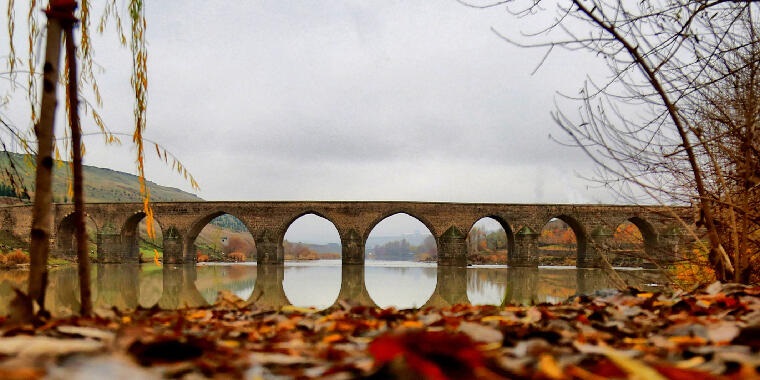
{"left": 0, "top": 262, "right": 663, "bottom": 317}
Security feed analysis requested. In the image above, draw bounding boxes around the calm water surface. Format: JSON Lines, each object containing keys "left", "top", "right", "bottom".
{"left": 0, "top": 260, "right": 664, "bottom": 316}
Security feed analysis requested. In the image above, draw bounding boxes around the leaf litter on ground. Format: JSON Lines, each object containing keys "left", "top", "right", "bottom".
{"left": 0, "top": 281, "right": 758, "bottom": 379}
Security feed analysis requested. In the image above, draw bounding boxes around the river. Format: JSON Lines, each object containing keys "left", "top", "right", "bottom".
{"left": 0, "top": 260, "right": 665, "bottom": 316}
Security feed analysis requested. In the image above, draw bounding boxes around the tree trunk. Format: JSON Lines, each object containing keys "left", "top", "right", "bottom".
{"left": 64, "top": 21, "right": 92, "bottom": 316}
{"left": 27, "top": 10, "right": 64, "bottom": 314}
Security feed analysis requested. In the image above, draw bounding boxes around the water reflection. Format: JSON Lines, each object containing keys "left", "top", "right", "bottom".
{"left": 283, "top": 264, "right": 340, "bottom": 309}
{"left": 95, "top": 264, "right": 140, "bottom": 310}
{"left": 505, "top": 267, "right": 540, "bottom": 305}
{"left": 0, "top": 262, "right": 666, "bottom": 316}
{"left": 248, "top": 264, "right": 289, "bottom": 309}
{"left": 365, "top": 264, "right": 437, "bottom": 309}
{"left": 423, "top": 266, "right": 469, "bottom": 308}
{"left": 197, "top": 265, "right": 257, "bottom": 302}
{"left": 335, "top": 265, "right": 376, "bottom": 308}
{"left": 157, "top": 265, "right": 208, "bottom": 309}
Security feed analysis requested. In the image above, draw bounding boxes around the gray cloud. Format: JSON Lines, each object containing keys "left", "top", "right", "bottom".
{"left": 4, "top": 1, "right": 617, "bottom": 224}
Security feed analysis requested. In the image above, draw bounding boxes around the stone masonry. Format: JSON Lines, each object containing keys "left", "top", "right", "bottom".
{"left": 0, "top": 201, "right": 693, "bottom": 267}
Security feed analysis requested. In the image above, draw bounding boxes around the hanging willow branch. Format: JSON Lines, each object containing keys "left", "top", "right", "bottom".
{"left": 5, "top": 1, "right": 200, "bottom": 240}
{"left": 128, "top": 0, "right": 155, "bottom": 238}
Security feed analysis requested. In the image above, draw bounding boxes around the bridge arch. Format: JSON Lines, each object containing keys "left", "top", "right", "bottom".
{"left": 364, "top": 212, "right": 439, "bottom": 264}
{"left": 465, "top": 216, "right": 514, "bottom": 265}
{"left": 55, "top": 212, "right": 98, "bottom": 259}
{"left": 626, "top": 216, "right": 658, "bottom": 251}
{"left": 281, "top": 211, "right": 341, "bottom": 260}
{"left": 121, "top": 211, "right": 164, "bottom": 263}
{"left": 538, "top": 214, "right": 588, "bottom": 265}
{"left": 281, "top": 212, "right": 342, "bottom": 307}
{"left": 280, "top": 211, "right": 339, "bottom": 244}
{"left": 611, "top": 216, "right": 660, "bottom": 266}
{"left": 185, "top": 210, "right": 256, "bottom": 263}
{"left": 363, "top": 210, "right": 438, "bottom": 243}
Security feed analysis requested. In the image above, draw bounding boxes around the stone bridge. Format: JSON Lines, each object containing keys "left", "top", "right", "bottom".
{"left": 0, "top": 201, "right": 693, "bottom": 267}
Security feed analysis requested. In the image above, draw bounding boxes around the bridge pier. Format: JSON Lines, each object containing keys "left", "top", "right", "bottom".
{"left": 509, "top": 226, "right": 539, "bottom": 267}
{"left": 342, "top": 229, "right": 364, "bottom": 265}
{"left": 97, "top": 232, "right": 128, "bottom": 263}
{"left": 163, "top": 228, "right": 184, "bottom": 264}
{"left": 654, "top": 227, "right": 685, "bottom": 263}
{"left": 580, "top": 226, "right": 611, "bottom": 268}
{"left": 437, "top": 226, "right": 467, "bottom": 266}
{"left": 255, "top": 229, "right": 283, "bottom": 265}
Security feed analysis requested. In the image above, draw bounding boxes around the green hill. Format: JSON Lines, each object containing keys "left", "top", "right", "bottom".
{"left": 0, "top": 152, "right": 202, "bottom": 203}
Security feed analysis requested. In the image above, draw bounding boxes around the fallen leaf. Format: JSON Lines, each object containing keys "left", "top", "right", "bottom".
{"left": 0, "top": 336, "right": 104, "bottom": 358}
{"left": 56, "top": 325, "right": 116, "bottom": 342}
{"left": 458, "top": 321, "right": 503, "bottom": 344}
{"left": 600, "top": 345, "right": 667, "bottom": 380}
{"left": 537, "top": 354, "right": 564, "bottom": 379}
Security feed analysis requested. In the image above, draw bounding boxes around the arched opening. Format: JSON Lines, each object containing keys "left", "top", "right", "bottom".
{"left": 365, "top": 213, "right": 437, "bottom": 262}
{"left": 538, "top": 216, "right": 585, "bottom": 266}
{"left": 611, "top": 220, "right": 645, "bottom": 267}
{"left": 466, "top": 217, "right": 512, "bottom": 265}
{"left": 56, "top": 213, "right": 98, "bottom": 260}
{"left": 121, "top": 213, "right": 165, "bottom": 263}
{"left": 364, "top": 213, "right": 436, "bottom": 308}
{"left": 611, "top": 217, "right": 659, "bottom": 267}
{"left": 187, "top": 212, "right": 256, "bottom": 263}
{"left": 282, "top": 213, "right": 341, "bottom": 261}
{"left": 282, "top": 213, "right": 341, "bottom": 308}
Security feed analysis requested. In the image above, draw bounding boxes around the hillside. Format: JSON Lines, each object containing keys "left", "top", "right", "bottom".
{"left": 0, "top": 152, "right": 202, "bottom": 203}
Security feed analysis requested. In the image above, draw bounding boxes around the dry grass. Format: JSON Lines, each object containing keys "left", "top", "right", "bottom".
{"left": 4, "top": 249, "right": 30, "bottom": 265}
{"left": 227, "top": 252, "right": 245, "bottom": 262}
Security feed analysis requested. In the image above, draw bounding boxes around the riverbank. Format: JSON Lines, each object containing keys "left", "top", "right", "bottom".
{"left": 0, "top": 282, "right": 757, "bottom": 379}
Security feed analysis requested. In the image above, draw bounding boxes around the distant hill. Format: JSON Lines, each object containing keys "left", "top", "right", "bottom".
{"left": 366, "top": 232, "right": 430, "bottom": 249}
{"left": 0, "top": 152, "right": 202, "bottom": 203}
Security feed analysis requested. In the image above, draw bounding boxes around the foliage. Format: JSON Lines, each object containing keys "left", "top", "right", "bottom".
{"left": 0, "top": 183, "right": 19, "bottom": 198}
{"left": 284, "top": 242, "right": 319, "bottom": 260}
{"left": 3, "top": 248, "right": 29, "bottom": 265}
{"left": 209, "top": 214, "right": 247, "bottom": 233}
{"left": 369, "top": 237, "right": 437, "bottom": 261}
{"left": 687, "top": 42, "right": 760, "bottom": 283}
{"left": 613, "top": 222, "right": 644, "bottom": 247}
{"left": 479, "top": 0, "right": 760, "bottom": 283}
{"left": 467, "top": 226, "right": 507, "bottom": 253}
{"left": 538, "top": 220, "right": 576, "bottom": 247}
{"left": 222, "top": 235, "right": 255, "bottom": 259}
{"left": 669, "top": 247, "right": 717, "bottom": 288}
{"left": 0, "top": 152, "right": 201, "bottom": 203}
{"left": 227, "top": 252, "right": 245, "bottom": 262}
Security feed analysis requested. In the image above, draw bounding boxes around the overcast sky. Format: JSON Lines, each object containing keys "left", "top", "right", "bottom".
{"left": 3, "top": 2, "right": 617, "bottom": 241}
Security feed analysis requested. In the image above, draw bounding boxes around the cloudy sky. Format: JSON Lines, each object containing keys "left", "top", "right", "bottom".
{"left": 3, "top": 2, "right": 617, "bottom": 239}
